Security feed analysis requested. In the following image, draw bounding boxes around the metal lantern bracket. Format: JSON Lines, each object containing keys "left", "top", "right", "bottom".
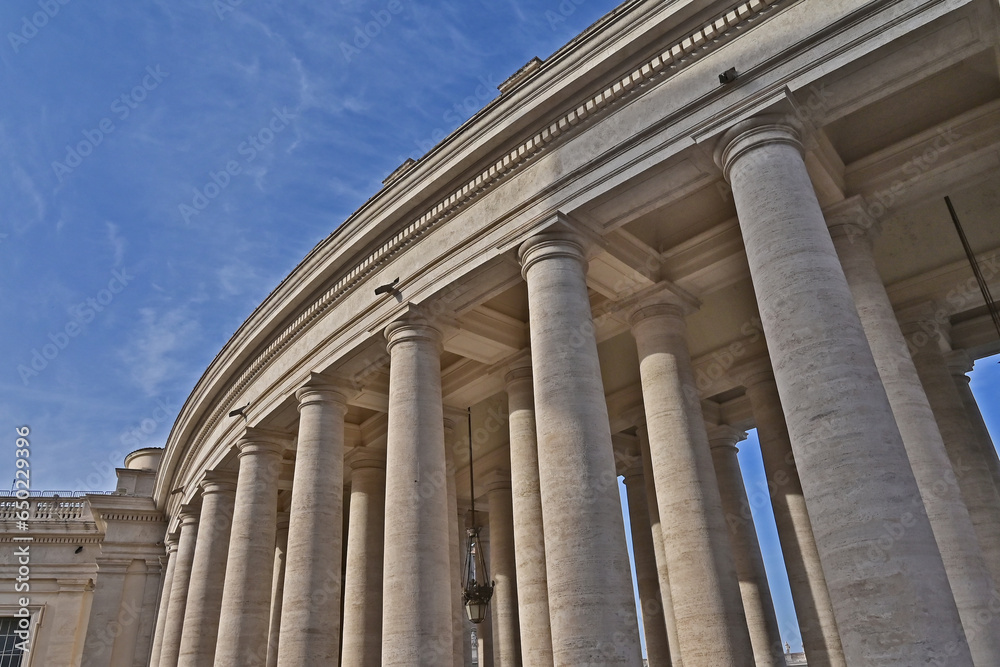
{"left": 461, "top": 407, "right": 494, "bottom": 623}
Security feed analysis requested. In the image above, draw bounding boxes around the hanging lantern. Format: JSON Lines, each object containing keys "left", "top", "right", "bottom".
{"left": 461, "top": 526, "right": 494, "bottom": 623}
{"left": 461, "top": 407, "right": 494, "bottom": 624}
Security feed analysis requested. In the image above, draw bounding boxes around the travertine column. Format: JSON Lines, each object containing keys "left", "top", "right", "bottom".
{"left": 503, "top": 359, "right": 554, "bottom": 667}
{"left": 341, "top": 448, "right": 386, "bottom": 667}
{"left": 214, "top": 430, "right": 285, "bottom": 666}
{"left": 477, "top": 525, "right": 494, "bottom": 667}
{"left": 619, "top": 451, "right": 671, "bottom": 667}
{"left": 276, "top": 376, "right": 348, "bottom": 666}
{"left": 158, "top": 506, "right": 199, "bottom": 667}
{"left": 382, "top": 318, "right": 453, "bottom": 666}
{"left": 629, "top": 299, "right": 753, "bottom": 664}
{"left": 949, "top": 352, "right": 1000, "bottom": 502}
{"left": 266, "top": 514, "right": 289, "bottom": 667}
{"left": 717, "top": 117, "right": 972, "bottom": 665}
{"left": 827, "top": 207, "right": 1000, "bottom": 662}
{"left": 903, "top": 312, "right": 1000, "bottom": 590}
{"left": 707, "top": 425, "right": 783, "bottom": 666}
{"left": 149, "top": 539, "right": 178, "bottom": 667}
{"left": 737, "top": 363, "right": 844, "bottom": 667}
{"left": 518, "top": 229, "right": 642, "bottom": 666}
{"left": 444, "top": 419, "right": 465, "bottom": 667}
{"left": 487, "top": 474, "right": 521, "bottom": 667}
{"left": 634, "top": 422, "right": 682, "bottom": 665}
{"left": 178, "top": 472, "right": 237, "bottom": 667}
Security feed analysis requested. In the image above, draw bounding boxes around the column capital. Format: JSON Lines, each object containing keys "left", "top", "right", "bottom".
{"left": 384, "top": 317, "right": 442, "bottom": 352}
{"left": 236, "top": 427, "right": 290, "bottom": 458}
{"left": 483, "top": 469, "right": 512, "bottom": 494}
{"left": 896, "top": 301, "right": 953, "bottom": 351}
{"left": 164, "top": 535, "right": 179, "bottom": 552}
{"left": 732, "top": 356, "right": 776, "bottom": 391}
{"left": 625, "top": 284, "right": 700, "bottom": 333}
{"left": 620, "top": 405, "right": 647, "bottom": 430}
{"left": 502, "top": 349, "right": 533, "bottom": 385}
{"left": 616, "top": 282, "right": 699, "bottom": 325}
{"left": 177, "top": 503, "right": 200, "bottom": 526}
{"left": 295, "top": 371, "right": 350, "bottom": 409}
{"left": 198, "top": 469, "right": 238, "bottom": 496}
{"left": 706, "top": 424, "right": 747, "bottom": 451}
{"left": 517, "top": 228, "right": 587, "bottom": 278}
{"left": 824, "top": 195, "right": 881, "bottom": 246}
{"left": 613, "top": 434, "right": 643, "bottom": 479}
{"left": 345, "top": 446, "right": 387, "bottom": 472}
{"left": 714, "top": 114, "right": 805, "bottom": 182}
{"left": 945, "top": 349, "right": 974, "bottom": 377}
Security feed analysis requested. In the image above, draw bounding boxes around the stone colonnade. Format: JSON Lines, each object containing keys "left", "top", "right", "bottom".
{"left": 149, "top": 115, "right": 1000, "bottom": 667}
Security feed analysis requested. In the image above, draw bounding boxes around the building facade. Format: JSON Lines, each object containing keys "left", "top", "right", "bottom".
{"left": 0, "top": 449, "right": 166, "bottom": 667}
{"left": 27, "top": 0, "right": 1000, "bottom": 664}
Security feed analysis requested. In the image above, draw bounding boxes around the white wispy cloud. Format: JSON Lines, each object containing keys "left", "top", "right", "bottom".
{"left": 105, "top": 221, "right": 127, "bottom": 266}
{"left": 120, "top": 306, "right": 201, "bottom": 396}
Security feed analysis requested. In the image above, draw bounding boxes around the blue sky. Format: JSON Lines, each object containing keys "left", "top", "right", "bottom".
{"left": 0, "top": 0, "right": 618, "bottom": 491}
{"left": 2, "top": 0, "right": 998, "bottom": 657}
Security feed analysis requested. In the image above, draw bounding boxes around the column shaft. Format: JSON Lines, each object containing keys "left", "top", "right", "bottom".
{"left": 907, "top": 323, "right": 1000, "bottom": 590}
{"left": 382, "top": 320, "right": 453, "bottom": 666}
{"left": 158, "top": 510, "right": 199, "bottom": 667}
{"left": 719, "top": 118, "right": 972, "bottom": 665}
{"left": 149, "top": 542, "right": 178, "bottom": 667}
{"left": 828, "top": 211, "right": 1000, "bottom": 662}
{"left": 276, "top": 380, "right": 348, "bottom": 666}
{"left": 488, "top": 480, "right": 521, "bottom": 667}
{"left": 214, "top": 434, "right": 284, "bottom": 666}
{"left": 178, "top": 475, "right": 237, "bottom": 666}
{"left": 519, "top": 230, "right": 642, "bottom": 666}
{"left": 949, "top": 354, "right": 1000, "bottom": 508}
{"left": 635, "top": 423, "right": 682, "bottom": 665}
{"left": 707, "top": 427, "right": 783, "bottom": 666}
{"left": 266, "top": 515, "right": 289, "bottom": 667}
{"left": 630, "top": 302, "right": 753, "bottom": 665}
{"left": 504, "top": 363, "right": 553, "bottom": 667}
{"left": 621, "top": 465, "right": 671, "bottom": 667}
{"left": 341, "top": 451, "right": 386, "bottom": 667}
{"left": 445, "top": 421, "right": 466, "bottom": 667}
{"left": 478, "top": 529, "right": 494, "bottom": 667}
{"left": 741, "top": 369, "right": 845, "bottom": 667}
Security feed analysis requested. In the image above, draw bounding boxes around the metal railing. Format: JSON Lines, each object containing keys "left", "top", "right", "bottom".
{"left": 0, "top": 490, "right": 113, "bottom": 498}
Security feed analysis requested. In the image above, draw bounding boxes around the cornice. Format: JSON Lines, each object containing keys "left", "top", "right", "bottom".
{"left": 164, "top": 0, "right": 793, "bottom": 496}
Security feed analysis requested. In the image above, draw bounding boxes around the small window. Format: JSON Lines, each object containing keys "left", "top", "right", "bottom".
{"left": 0, "top": 617, "right": 26, "bottom": 667}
